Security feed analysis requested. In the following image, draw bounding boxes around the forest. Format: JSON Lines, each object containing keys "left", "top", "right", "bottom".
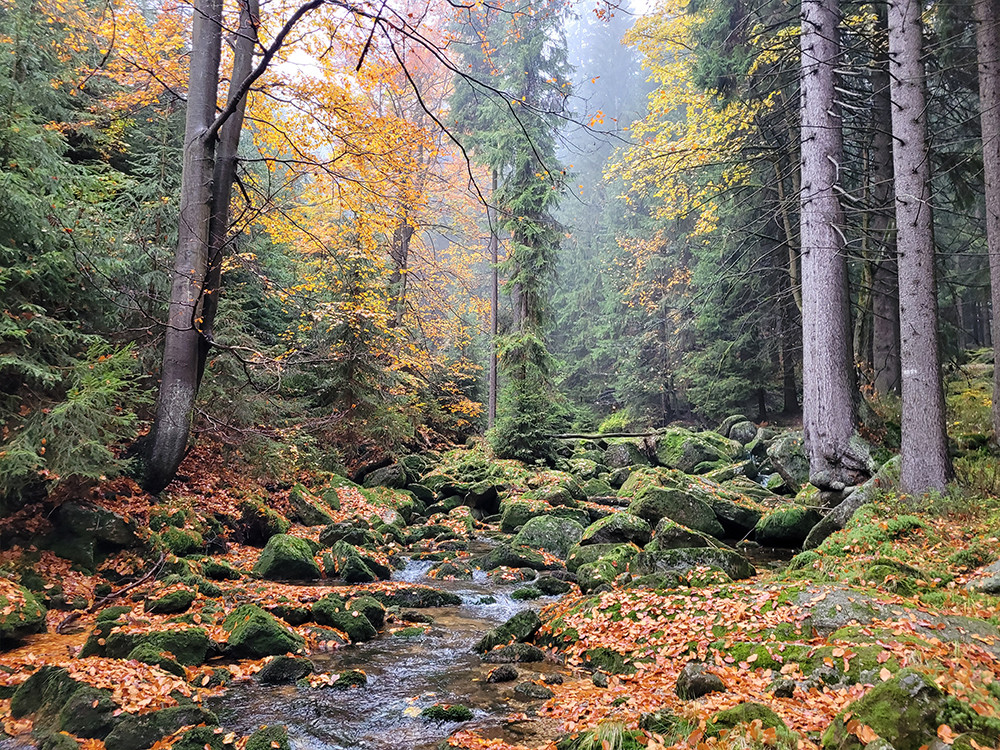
{"left": 2, "top": 0, "right": 1000, "bottom": 748}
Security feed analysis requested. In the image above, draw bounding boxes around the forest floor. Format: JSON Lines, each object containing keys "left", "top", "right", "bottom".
{"left": 1, "top": 434, "right": 1000, "bottom": 750}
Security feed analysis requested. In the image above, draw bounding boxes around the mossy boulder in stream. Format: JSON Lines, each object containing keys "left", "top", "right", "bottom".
{"left": 630, "top": 547, "right": 755, "bottom": 581}
{"left": 103, "top": 705, "right": 219, "bottom": 750}
{"left": 256, "top": 655, "right": 314, "bottom": 684}
{"left": 0, "top": 583, "right": 47, "bottom": 644}
{"left": 253, "top": 534, "right": 320, "bottom": 580}
{"left": 566, "top": 543, "right": 639, "bottom": 574}
{"left": 476, "top": 609, "right": 542, "bottom": 652}
{"left": 822, "top": 670, "right": 946, "bottom": 750}
{"left": 480, "top": 543, "right": 556, "bottom": 571}
{"left": 126, "top": 643, "right": 186, "bottom": 677}
{"left": 11, "top": 666, "right": 118, "bottom": 739}
{"left": 512, "top": 515, "right": 585, "bottom": 557}
{"left": 103, "top": 627, "right": 210, "bottom": 665}
{"left": 646, "top": 517, "right": 715, "bottom": 551}
{"left": 580, "top": 513, "right": 652, "bottom": 547}
{"left": 144, "top": 586, "right": 196, "bottom": 615}
{"left": 223, "top": 604, "right": 304, "bottom": 658}
{"left": 754, "top": 505, "right": 822, "bottom": 547}
{"left": 347, "top": 595, "right": 386, "bottom": 628}
{"left": 500, "top": 500, "right": 589, "bottom": 532}
{"left": 628, "top": 487, "right": 725, "bottom": 538}
{"left": 319, "top": 522, "right": 379, "bottom": 548}
{"left": 370, "top": 586, "right": 461, "bottom": 608}
{"left": 322, "top": 541, "right": 379, "bottom": 584}
{"left": 421, "top": 703, "right": 473, "bottom": 721}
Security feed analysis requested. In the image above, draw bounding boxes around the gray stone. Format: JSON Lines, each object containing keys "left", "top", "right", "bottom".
{"left": 676, "top": 661, "right": 725, "bottom": 700}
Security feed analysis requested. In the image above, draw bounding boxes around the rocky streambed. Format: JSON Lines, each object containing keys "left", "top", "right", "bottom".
{"left": 2, "top": 425, "right": 1000, "bottom": 750}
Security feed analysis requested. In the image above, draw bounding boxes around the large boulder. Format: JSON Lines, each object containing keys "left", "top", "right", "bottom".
{"left": 47, "top": 501, "right": 142, "bottom": 568}
{"left": 709, "top": 496, "right": 763, "bottom": 537}
{"left": 646, "top": 517, "right": 716, "bottom": 551}
{"left": 676, "top": 661, "right": 725, "bottom": 700}
{"left": 231, "top": 500, "right": 289, "bottom": 547}
{"left": 102, "top": 627, "right": 210, "bottom": 665}
{"left": 363, "top": 463, "right": 408, "bottom": 489}
{"left": 579, "top": 513, "right": 652, "bottom": 547}
{"left": 479, "top": 544, "right": 557, "bottom": 572}
{"left": 253, "top": 534, "right": 320, "bottom": 580}
{"left": 821, "top": 670, "right": 945, "bottom": 750}
{"left": 223, "top": 604, "right": 304, "bottom": 658}
{"left": 628, "top": 487, "right": 725, "bottom": 538}
{"left": 566, "top": 542, "right": 639, "bottom": 574}
{"left": 803, "top": 456, "right": 901, "bottom": 550}
{"left": 287, "top": 484, "right": 335, "bottom": 526}
{"left": 103, "top": 705, "right": 219, "bottom": 750}
{"left": 754, "top": 506, "right": 822, "bottom": 548}
{"left": 604, "top": 441, "right": 651, "bottom": 469}
{"left": 0, "top": 582, "right": 47, "bottom": 645}
{"left": 322, "top": 541, "right": 388, "bottom": 584}
{"left": 318, "top": 522, "right": 379, "bottom": 548}
{"left": 727, "top": 421, "right": 758, "bottom": 445}
{"left": 512, "top": 516, "right": 585, "bottom": 557}
{"left": 10, "top": 666, "right": 120, "bottom": 739}
{"left": 499, "top": 499, "right": 589, "bottom": 532}
{"left": 654, "top": 429, "right": 742, "bottom": 474}
{"left": 630, "top": 547, "right": 755, "bottom": 581}
{"left": 765, "top": 432, "right": 809, "bottom": 489}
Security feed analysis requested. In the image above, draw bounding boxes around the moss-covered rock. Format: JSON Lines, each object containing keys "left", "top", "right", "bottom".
{"left": 169, "top": 726, "right": 225, "bottom": 750}
{"left": 347, "top": 595, "right": 386, "bottom": 628}
{"left": 160, "top": 527, "right": 203, "bottom": 557}
{"left": 647, "top": 517, "right": 715, "bottom": 551}
{"left": 628, "top": 487, "right": 725, "bottom": 538}
{"left": 479, "top": 543, "right": 556, "bottom": 571}
{"left": 766, "top": 432, "right": 809, "bottom": 489}
{"left": 144, "top": 587, "right": 196, "bottom": 615}
{"left": 256, "top": 655, "right": 314, "bottom": 684}
{"left": 675, "top": 661, "right": 725, "bottom": 700}
{"left": 287, "top": 483, "right": 335, "bottom": 526}
{"left": 369, "top": 586, "right": 461, "bottom": 608}
{"left": 822, "top": 670, "right": 945, "bottom": 750}
{"left": 655, "top": 429, "right": 742, "bottom": 474}
{"left": 104, "top": 627, "right": 210, "bottom": 665}
{"left": 499, "top": 500, "right": 589, "bottom": 532}
{"left": 709, "top": 495, "right": 764, "bottom": 536}
{"left": 322, "top": 541, "right": 379, "bottom": 583}
{"left": 314, "top": 607, "right": 377, "bottom": 643}
{"left": 223, "top": 604, "right": 304, "bottom": 658}
{"left": 584, "top": 647, "right": 635, "bottom": 675}
{"left": 253, "top": 534, "right": 320, "bottom": 580}
{"left": 706, "top": 702, "right": 791, "bottom": 739}
{"left": 481, "top": 642, "right": 547, "bottom": 663}
{"left": 246, "top": 726, "right": 291, "bottom": 750}
{"left": 475, "top": 610, "right": 542, "bottom": 653}
{"left": 421, "top": 703, "right": 472, "bottom": 721}
{"left": 566, "top": 542, "right": 639, "bottom": 574}
{"left": 512, "top": 516, "right": 585, "bottom": 557}
{"left": 201, "top": 559, "right": 242, "bottom": 581}
{"left": 233, "top": 499, "right": 290, "bottom": 546}
{"left": 0, "top": 583, "right": 47, "bottom": 644}
{"left": 604, "top": 441, "right": 652, "bottom": 469}
{"left": 126, "top": 643, "right": 185, "bottom": 677}
{"left": 754, "top": 505, "right": 822, "bottom": 548}
{"left": 102, "top": 705, "right": 219, "bottom": 750}
{"left": 630, "top": 547, "right": 755, "bottom": 581}
{"left": 318, "top": 522, "right": 379, "bottom": 548}
{"left": 536, "top": 576, "right": 572, "bottom": 595}
{"left": 57, "top": 684, "right": 118, "bottom": 738}
{"left": 580, "top": 513, "right": 652, "bottom": 547}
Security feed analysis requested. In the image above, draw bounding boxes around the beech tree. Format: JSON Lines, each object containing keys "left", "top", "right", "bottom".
{"left": 888, "top": 0, "right": 950, "bottom": 492}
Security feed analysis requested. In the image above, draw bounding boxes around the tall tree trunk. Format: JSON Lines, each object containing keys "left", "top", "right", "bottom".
{"left": 488, "top": 169, "right": 499, "bottom": 430}
{"left": 889, "top": 0, "right": 950, "bottom": 492}
{"left": 975, "top": 0, "right": 1000, "bottom": 440}
{"left": 198, "top": 0, "right": 259, "bottom": 387}
{"left": 800, "top": 0, "right": 866, "bottom": 489}
{"left": 143, "top": 0, "right": 224, "bottom": 494}
{"left": 870, "top": 3, "right": 901, "bottom": 396}
{"left": 388, "top": 217, "right": 413, "bottom": 327}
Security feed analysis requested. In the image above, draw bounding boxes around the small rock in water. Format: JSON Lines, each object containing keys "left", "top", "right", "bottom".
{"left": 486, "top": 665, "right": 518, "bottom": 683}
{"left": 421, "top": 703, "right": 473, "bottom": 722}
{"left": 675, "top": 660, "right": 725, "bottom": 700}
{"left": 482, "top": 643, "right": 546, "bottom": 663}
{"left": 513, "top": 681, "right": 555, "bottom": 700}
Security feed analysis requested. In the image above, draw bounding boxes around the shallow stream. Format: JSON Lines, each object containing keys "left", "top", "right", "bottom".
{"left": 210, "top": 556, "right": 568, "bottom": 750}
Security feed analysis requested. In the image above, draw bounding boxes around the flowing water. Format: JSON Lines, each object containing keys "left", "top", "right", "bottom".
{"left": 209, "top": 556, "right": 569, "bottom": 750}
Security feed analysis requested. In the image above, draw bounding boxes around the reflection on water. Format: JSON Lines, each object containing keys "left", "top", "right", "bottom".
{"left": 210, "top": 557, "right": 566, "bottom": 750}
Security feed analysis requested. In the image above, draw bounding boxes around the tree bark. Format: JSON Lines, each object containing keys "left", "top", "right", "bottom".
{"left": 975, "top": 0, "right": 1000, "bottom": 441}
{"left": 870, "top": 4, "right": 901, "bottom": 396}
{"left": 198, "top": 0, "right": 259, "bottom": 387}
{"left": 143, "top": 0, "right": 224, "bottom": 493}
{"left": 888, "top": 0, "right": 951, "bottom": 493}
{"left": 800, "top": 0, "right": 866, "bottom": 489}
{"left": 488, "top": 169, "right": 499, "bottom": 430}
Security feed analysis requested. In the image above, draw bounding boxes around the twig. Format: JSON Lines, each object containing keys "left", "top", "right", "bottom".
{"left": 56, "top": 552, "right": 167, "bottom": 634}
